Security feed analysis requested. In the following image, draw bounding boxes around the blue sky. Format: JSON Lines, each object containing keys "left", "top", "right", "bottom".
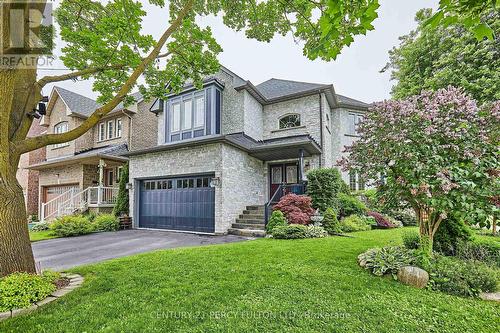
{"left": 40, "top": 0, "right": 438, "bottom": 104}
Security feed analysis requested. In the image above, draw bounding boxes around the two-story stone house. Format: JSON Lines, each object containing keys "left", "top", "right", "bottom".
{"left": 126, "top": 66, "right": 370, "bottom": 236}
{"left": 28, "top": 86, "right": 154, "bottom": 221}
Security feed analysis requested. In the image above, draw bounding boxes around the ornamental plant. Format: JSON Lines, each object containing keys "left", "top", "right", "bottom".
{"left": 306, "top": 168, "right": 349, "bottom": 212}
{"left": 273, "top": 194, "right": 315, "bottom": 225}
{"left": 113, "top": 163, "right": 129, "bottom": 217}
{"left": 340, "top": 87, "right": 499, "bottom": 254}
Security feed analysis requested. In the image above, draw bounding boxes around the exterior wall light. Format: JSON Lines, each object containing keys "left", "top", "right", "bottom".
{"left": 210, "top": 177, "right": 221, "bottom": 188}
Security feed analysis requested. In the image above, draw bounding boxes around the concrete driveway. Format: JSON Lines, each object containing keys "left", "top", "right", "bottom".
{"left": 32, "top": 230, "right": 251, "bottom": 271}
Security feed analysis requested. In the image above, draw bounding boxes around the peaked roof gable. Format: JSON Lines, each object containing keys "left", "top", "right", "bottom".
{"left": 256, "top": 78, "right": 331, "bottom": 100}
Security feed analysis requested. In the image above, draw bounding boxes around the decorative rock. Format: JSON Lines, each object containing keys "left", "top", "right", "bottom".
{"left": 51, "top": 288, "right": 72, "bottom": 298}
{"left": 479, "top": 292, "right": 500, "bottom": 302}
{"left": 397, "top": 266, "right": 429, "bottom": 289}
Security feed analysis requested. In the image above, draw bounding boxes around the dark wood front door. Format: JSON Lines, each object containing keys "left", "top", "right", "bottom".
{"left": 269, "top": 163, "right": 299, "bottom": 199}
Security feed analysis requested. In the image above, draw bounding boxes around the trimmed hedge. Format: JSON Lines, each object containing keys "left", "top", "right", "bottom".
{"left": 306, "top": 168, "right": 349, "bottom": 212}
{"left": 93, "top": 214, "right": 119, "bottom": 232}
{"left": 266, "top": 210, "right": 287, "bottom": 233}
{"left": 50, "top": 215, "right": 94, "bottom": 237}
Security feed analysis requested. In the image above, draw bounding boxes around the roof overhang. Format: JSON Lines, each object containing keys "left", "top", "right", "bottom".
{"left": 126, "top": 133, "right": 321, "bottom": 162}
{"left": 28, "top": 153, "right": 128, "bottom": 170}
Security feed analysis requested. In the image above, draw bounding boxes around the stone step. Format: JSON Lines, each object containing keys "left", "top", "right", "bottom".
{"left": 232, "top": 223, "right": 265, "bottom": 230}
{"left": 242, "top": 209, "right": 265, "bottom": 215}
{"left": 239, "top": 214, "right": 264, "bottom": 219}
{"left": 228, "top": 228, "right": 266, "bottom": 238}
{"left": 235, "top": 218, "right": 264, "bottom": 225}
{"left": 246, "top": 205, "right": 265, "bottom": 211}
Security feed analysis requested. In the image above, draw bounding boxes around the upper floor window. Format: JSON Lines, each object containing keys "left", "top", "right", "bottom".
{"left": 279, "top": 114, "right": 301, "bottom": 129}
{"left": 349, "top": 170, "right": 365, "bottom": 191}
{"left": 166, "top": 85, "right": 221, "bottom": 143}
{"left": 348, "top": 113, "right": 364, "bottom": 136}
{"left": 98, "top": 118, "right": 122, "bottom": 142}
{"left": 52, "top": 122, "right": 69, "bottom": 149}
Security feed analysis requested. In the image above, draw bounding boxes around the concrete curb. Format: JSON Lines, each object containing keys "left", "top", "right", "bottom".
{"left": 0, "top": 273, "right": 84, "bottom": 321}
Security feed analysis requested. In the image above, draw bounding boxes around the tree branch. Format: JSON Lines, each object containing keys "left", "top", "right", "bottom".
{"left": 15, "top": 0, "right": 194, "bottom": 155}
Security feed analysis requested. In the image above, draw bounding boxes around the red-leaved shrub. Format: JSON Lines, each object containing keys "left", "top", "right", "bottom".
{"left": 273, "top": 194, "right": 315, "bottom": 225}
{"left": 367, "top": 211, "right": 395, "bottom": 228}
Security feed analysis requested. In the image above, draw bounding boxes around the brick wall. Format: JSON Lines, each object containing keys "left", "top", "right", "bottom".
{"left": 130, "top": 99, "right": 158, "bottom": 151}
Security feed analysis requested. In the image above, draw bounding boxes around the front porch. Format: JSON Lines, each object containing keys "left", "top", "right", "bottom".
{"left": 28, "top": 146, "right": 127, "bottom": 221}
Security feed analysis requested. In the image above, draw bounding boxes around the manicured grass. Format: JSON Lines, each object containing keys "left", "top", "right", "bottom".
{"left": 29, "top": 230, "right": 58, "bottom": 242}
{"left": 3, "top": 228, "right": 498, "bottom": 332}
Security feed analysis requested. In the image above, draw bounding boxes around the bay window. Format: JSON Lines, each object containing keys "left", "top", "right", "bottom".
{"left": 165, "top": 84, "right": 221, "bottom": 143}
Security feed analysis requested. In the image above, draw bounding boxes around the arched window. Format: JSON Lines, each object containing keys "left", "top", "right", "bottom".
{"left": 279, "top": 114, "right": 301, "bottom": 129}
{"left": 53, "top": 122, "right": 69, "bottom": 149}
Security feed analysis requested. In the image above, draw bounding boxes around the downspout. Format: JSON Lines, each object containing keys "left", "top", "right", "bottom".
{"left": 318, "top": 92, "right": 323, "bottom": 168}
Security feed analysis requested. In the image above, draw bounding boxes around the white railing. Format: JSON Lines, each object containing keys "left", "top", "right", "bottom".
{"left": 41, "top": 186, "right": 119, "bottom": 222}
{"left": 40, "top": 188, "right": 77, "bottom": 222}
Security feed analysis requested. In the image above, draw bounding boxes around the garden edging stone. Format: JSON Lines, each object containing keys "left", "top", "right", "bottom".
{"left": 0, "top": 273, "right": 84, "bottom": 321}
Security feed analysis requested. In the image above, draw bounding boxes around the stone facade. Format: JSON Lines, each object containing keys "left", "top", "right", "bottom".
{"left": 242, "top": 91, "right": 263, "bottom": 141}
{"left": 130, "top": 99, "right": 157, "bottom": 151}
{"left": 128, "top": 142, "right": 266, "bottom": 234}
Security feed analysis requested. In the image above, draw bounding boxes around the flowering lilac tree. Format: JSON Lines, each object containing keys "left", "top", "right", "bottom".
{"left": 340, "top": 87, "right": 499, "bottom": 254}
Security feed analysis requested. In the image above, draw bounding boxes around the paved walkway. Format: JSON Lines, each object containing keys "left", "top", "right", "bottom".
{"left": 32, "top": 230, "right": 250, "bottom": 271}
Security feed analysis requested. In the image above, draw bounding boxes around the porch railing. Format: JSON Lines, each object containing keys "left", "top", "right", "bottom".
{"left": 41, "top": 186, "right": 119, "bottom": 222}
{"left": 264, "top": 183, "right": 306, "bottom": 225}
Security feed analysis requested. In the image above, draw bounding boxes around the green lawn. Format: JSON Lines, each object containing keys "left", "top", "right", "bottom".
{"left": 29, "top": 230, "right": 58, "bottom": 242}
{"left": 3, "top": 228, "right": 499, "bottom": 332}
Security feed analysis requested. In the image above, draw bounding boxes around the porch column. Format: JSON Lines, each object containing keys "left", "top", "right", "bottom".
{"left": 298, "top": 148, "right": 305, "bottom": 182}
{"left": 98, "top": 159, "right": 106, "bottom": 205}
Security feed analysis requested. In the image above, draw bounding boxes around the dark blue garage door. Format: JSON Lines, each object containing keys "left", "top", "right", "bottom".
{"left": 139, "top": 175, "right": 215, "bottom": 233}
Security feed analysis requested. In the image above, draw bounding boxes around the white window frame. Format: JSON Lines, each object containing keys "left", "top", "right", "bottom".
{"left": 98, "top": 122, "right": 106, "bottom": 142}
{"left": 181, "top": 98, "right": 193, "bottom": 131}
{"left": 194, "top": 94, "right": 205, "bottom": 129}
{"left": 52, "top": 122, "right": 70, "bottom": 149}
{"left": 170, "top": 102, "right": 181, "bottom": 133}
{"left": 105, "top": 169, "right": 114, "bottom": 186}
{"left": 106, "top": 120, "right": 114, "bottom": 140}
{"left": 349, "top": 170, "right": 365, "bottom": 191}
{"left": 348, "top": 113, "right": 364, "bottom": 136}
{"left": 115, "top": 118, "right": 122, "bottom": 138}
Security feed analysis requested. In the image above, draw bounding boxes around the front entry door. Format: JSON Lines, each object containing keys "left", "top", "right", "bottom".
{"left": 269, "top": 163, "right": 299, "bottom": 199}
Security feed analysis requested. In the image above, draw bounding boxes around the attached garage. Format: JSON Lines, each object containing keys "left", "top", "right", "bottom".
{"left": 138, "top": 175, "right": 215, "bottom": 233}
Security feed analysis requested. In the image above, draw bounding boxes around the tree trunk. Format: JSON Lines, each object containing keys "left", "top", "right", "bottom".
{"left": 493, "top": 216, "right": 497, "bottom": 236}
{"left": 415, "top": 207, "right": 439, "bottom": 256}
{"left": 0, "top": 171, "right": 36, "bottom": 277}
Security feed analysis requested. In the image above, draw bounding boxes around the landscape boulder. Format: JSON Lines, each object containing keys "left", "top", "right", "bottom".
{"left": 397, "top": 266, "right": 429, "bottom": 289}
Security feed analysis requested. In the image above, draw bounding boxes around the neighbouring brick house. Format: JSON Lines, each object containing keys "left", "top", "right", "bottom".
{"left": 16, "top": 118, "right": 47, "bottom": 219}
{"left": 126, "top": 66, "right": 370, "bottom": 236}
{"left": 26, "top": 86, "right": 155, "bottom": 221}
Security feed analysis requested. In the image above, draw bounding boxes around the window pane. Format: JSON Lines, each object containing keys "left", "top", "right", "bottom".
{"left": 99, "top": 123, "right": 105, "bottom": 141}
{"left": 286, "top": 166, "right": 297, "bottom": 184}
{"left": 279, "top": 114, "right": 300, "bottom": 129}
{"left": 116, "top": 118, "right": 122, "bottom": 137}
{"left": 194, "top": 96, "right": 205, "bottom": 128}
{"left": 107, "top": 121, "right": 114, "bottom": 139}
{"left": 177, "top": 179, "right": 182, "bottom": 188}
{"left": 188, "top": 179, "right": 194, "bottom": 188}
{"left": 203, "top": 178, "right": 209, "bottom": 187}
{"left": 349, "top": 171, "right": 357, "bottom": 191}
{"left": 271, "top": 167, "right": 282, "bottom": 184}
{"left": 196, "top": 178, "right": 202, "bottom": 188}
{"left": 167, "top": 180, "right": 173, "bottom": 189}
{"left": 182, "top": 100, "right": 192, "bottom": 130}
{"left": 171, "top": 103, "right": 181, "bottom": 132}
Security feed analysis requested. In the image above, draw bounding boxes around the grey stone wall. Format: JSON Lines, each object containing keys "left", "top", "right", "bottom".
{"left": 128, "top": 142, "right": 266, "bottom": 234}
{"left": 220, "top": 144, "right": 265, "bottom": 232}
{"left": 130, "top": 99, "right": 158, "bottom": 151}
{"left": 262, "top": 94, "right": 321, "bottom": 144}
{"left": 242, "top": 91, "right": 263, "bottom": 141}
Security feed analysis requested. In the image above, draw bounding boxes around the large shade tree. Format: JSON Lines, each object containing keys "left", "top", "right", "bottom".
{"left": 340, "top": 87, "right": 499, "bottom": 254}
{"left": 382, "top": 9, "right": 499, "bottom": 105}
{"left": 0, "top": 0, "right": 382, "bottom": 276}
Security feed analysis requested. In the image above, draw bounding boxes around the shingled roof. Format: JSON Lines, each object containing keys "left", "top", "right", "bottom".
{"left": 256, "top": 78, "right": 331, "bottom": 100}
{"left": 52, "top": 87, "right": 142, "bottom": 118}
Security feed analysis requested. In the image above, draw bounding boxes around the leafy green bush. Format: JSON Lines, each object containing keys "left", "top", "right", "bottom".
{"left": 338, "top": 193, "right": 367, "bottom": 218}
{"left": 340, "top": 215, "right": 372, "bottom": 232}
{"left": 434, "top": 215, "right": 473, "bottom": 255}
{"left": 322, "top": 207, "right": 341, "bottom": 235}
{"left": 113, "top": 163, "right": 129, "bottom": 217}
{"left": 390, "top": 210, "right": 417, "bottom": 226}
{"left": 0, "top": 272, "right": 58, "bottom": 311}
{"left": 271, "top": 224, "right": 308, "bottom": 239}
{"left": 402, "top": 230, "right": 420, "bottom": 250}
{"left": 31, "top": 222, "right": 50, "bottom": 232}
{"left": 456, "top": 239, "right": 500, "bottom": 268}
{"left": 85, "top": 210, "right": 98, "bottom": 222}
{"left": 266, "top": 210, "right": 287, "bottom": 232}
{"left": 427, "top": 256, "right": 499, "bottom": 297}
{"left": 306, "top": 168, "right": 348, "bottom": 212}
{"left": 304, "top": 225, "right": 328, "bottom": 238}
{"left": 358, "top": 246, "right": 416, "bottom": 279}
{"left": 93, "top": 214, "right": 119, "bottom": 232}
{"left": 50, "top": 215, "right": 93, "bottom": 237}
